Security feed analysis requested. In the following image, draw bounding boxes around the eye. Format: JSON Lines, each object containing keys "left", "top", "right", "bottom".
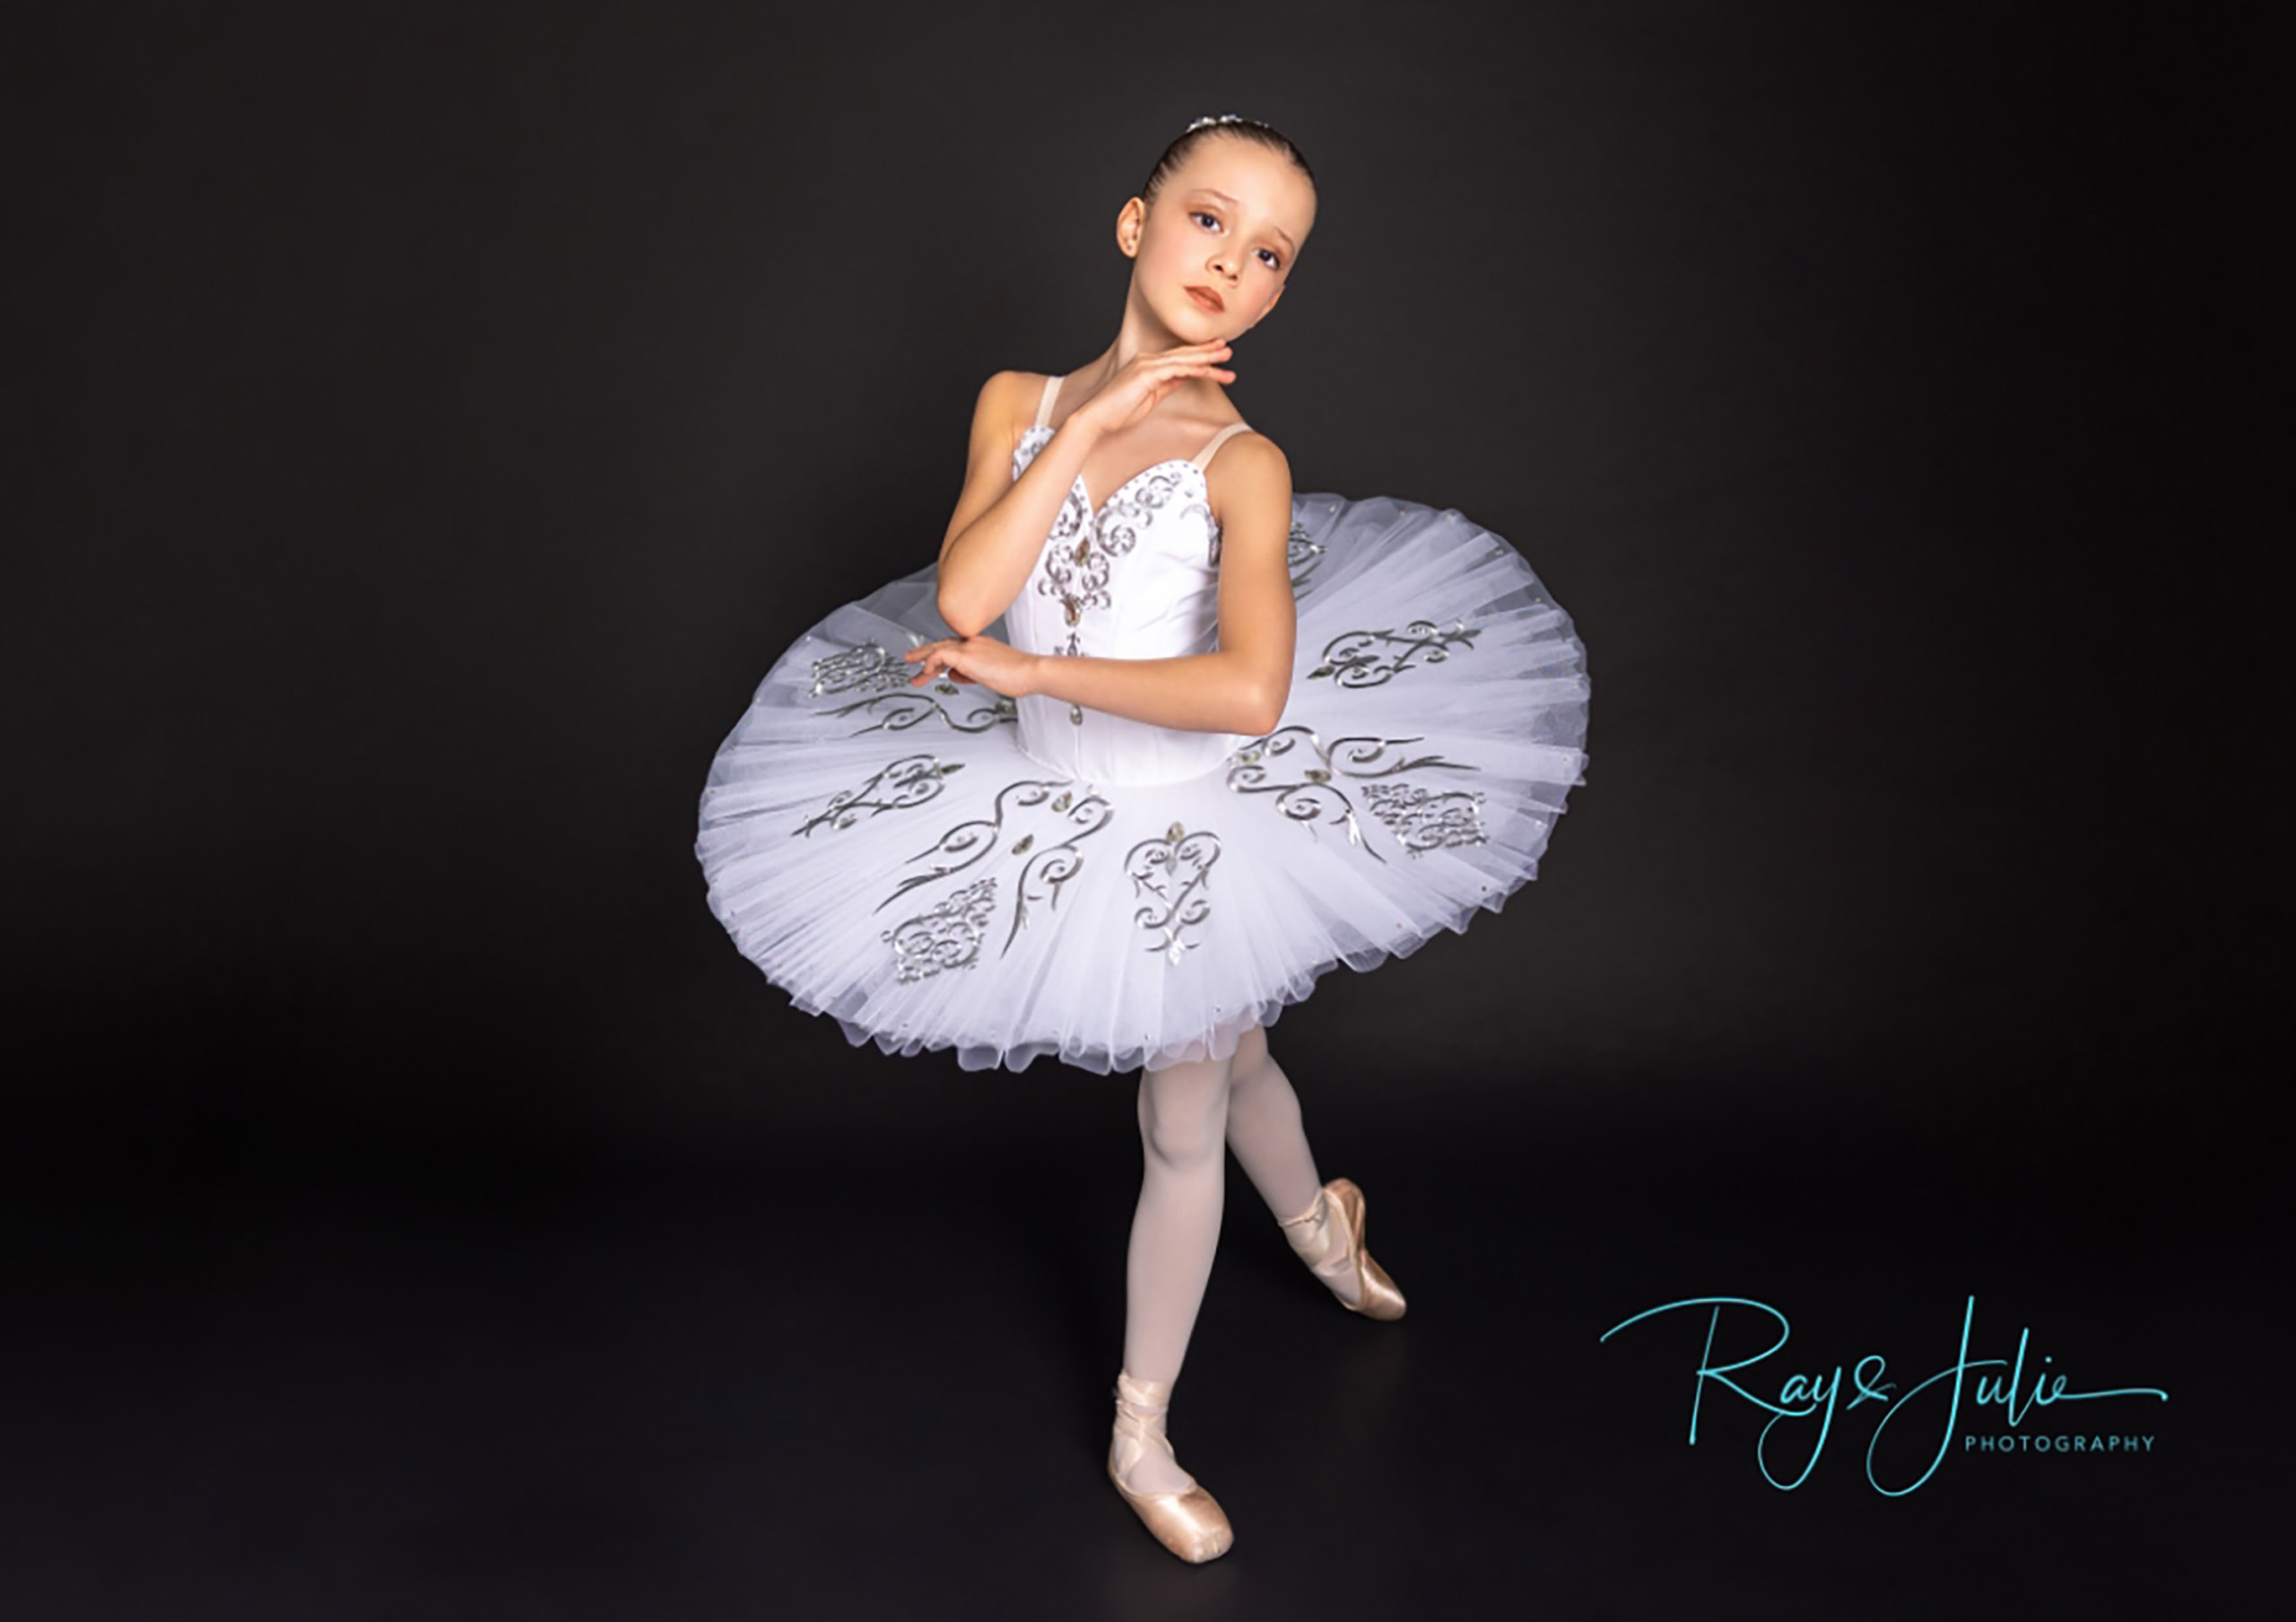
{"left": 1191, "top": 210, "right": 1283, "bottom": 271}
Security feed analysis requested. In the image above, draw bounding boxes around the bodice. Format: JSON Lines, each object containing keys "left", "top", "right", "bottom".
{"left": 1000, "top": 423, "right": 1252, "bottom": 786}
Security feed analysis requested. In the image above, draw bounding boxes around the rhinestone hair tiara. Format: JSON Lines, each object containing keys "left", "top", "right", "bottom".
{"left": 1185, "top": 113, "right": 1251, "bottom": 132}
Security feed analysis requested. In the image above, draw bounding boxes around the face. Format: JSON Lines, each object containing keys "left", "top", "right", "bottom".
{"left": 1120, "top": 135, "right": 1316, "bottom": 342}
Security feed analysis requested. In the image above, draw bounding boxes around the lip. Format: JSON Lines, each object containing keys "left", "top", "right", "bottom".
{"left": 1186, "top": 285, "right": 1225, "bottom": 312}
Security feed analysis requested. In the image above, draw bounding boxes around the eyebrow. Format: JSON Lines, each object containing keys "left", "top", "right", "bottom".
{"left": 1190, "top": 187, "right": 1298, "bottom": 259}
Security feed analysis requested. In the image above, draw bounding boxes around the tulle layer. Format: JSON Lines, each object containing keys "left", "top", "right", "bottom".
{"left": 696, "top": 492, "right": 1591, "bottom": 1075}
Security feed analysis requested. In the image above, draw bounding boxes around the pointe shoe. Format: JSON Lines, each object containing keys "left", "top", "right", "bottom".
{"left": 1277, "top": 1177, "right": 1407, "bottom": 1321}
{"left": 1107, "top": 1370, "right": 1234, "bottom": 1563}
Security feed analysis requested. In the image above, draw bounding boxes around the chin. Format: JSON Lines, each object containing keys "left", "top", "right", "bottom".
{"left": 1172, "top": 295, "right": 1231, "bottom": 334}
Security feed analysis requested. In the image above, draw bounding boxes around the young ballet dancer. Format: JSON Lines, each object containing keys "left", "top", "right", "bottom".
{"left": 697, "top": 114, "right": 1590, "bottom": 1561}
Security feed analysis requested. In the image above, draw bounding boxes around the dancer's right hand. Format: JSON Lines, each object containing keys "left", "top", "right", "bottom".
{"left": 1070, "top": 340, "right": 1236, "bottom": 437}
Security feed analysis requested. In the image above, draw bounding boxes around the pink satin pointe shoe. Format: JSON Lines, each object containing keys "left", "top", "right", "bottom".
{"left": 1277, "top": 1176, "right": 1407, "bottom": 1321}
{"left": 1107, "top": 1370, "right": 1234, "bottom": 1563}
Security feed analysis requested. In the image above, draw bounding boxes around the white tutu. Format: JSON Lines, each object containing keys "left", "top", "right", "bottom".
{"left": 696, "top": 484, "right": 1593, "bottom": 1076}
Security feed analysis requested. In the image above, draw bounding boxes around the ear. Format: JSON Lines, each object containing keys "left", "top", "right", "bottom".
{"left": 1118, "top": 198, "right": 1144, "bottom": 257}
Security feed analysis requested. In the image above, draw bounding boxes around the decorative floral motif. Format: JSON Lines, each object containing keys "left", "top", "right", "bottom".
{"left": 1015, "top": 429, "right": 1223, "bottom": 728}
{"left": 1094, "top": 465, "right": 1198, "bottom": 560}
{"left": 808, "top": 640, "right": 915, "bottom": 697}
{"left": 1361, "top": 781, "right": 1490, "bottom": 855}
{"left": 1126, "top": 821, "right": 1222, "bottom": 964}
{"left": 1002, "top": 787, "right": 1117, "bottom": 954}
{"left": 883, "top": 877, "right": 997, "bottom": 983}
{"left": 819, "top": 690, "right": 1018, "bottom": 736}
{"left": 1036, "top": 482, "right": 1091, "bottom": 649}
{"left": 875, "top": 780, "right": 1116, "bottom": 958}
{"left": 1287, "top": 520, "right": 1327, "bottom": 594}
{"left": 792, "top": 754, "right": 961, "bottom": 837}
{"left": 1225, "top": 727, "right": 1482, "bottom": 864}
{"left": 1308, "top": 620, "right": 1480, "bottom": 688}
{"left": 1034, "top": 461, "right": 1200, "bottom": 654}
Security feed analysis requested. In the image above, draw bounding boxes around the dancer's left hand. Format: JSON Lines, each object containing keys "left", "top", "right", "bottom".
{"left": 903, "top": 634, "right": 1039, "bottom": 697}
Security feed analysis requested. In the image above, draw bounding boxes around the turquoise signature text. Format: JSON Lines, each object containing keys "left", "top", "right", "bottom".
{"left": 1597, "top": 1295, "right": 2168, "bottom": 1494}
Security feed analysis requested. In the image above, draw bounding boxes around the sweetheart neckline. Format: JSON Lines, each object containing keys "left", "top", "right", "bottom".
{"left": 1014, "top": 424, "right": 1219, "bottom": 531}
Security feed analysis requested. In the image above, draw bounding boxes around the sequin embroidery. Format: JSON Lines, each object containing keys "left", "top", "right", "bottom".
{"left": 793, "top": 754, "right": 962, "bottom": 837}
{"left": 1014, "top": 426, "right": 1225, "bottom": 728}
{"left": 883, "top": 877, "right": 997, "bottom": 982}
{"left": 1308, "top": 621, "right": 1480, "bottom": 688}
{"left": 1361, "top": 781, "right": 1490, "bottom": 855}
{"left": 808, "top": 639, "right": 915, "bottom": 697}
{"left": 820, "top": 690, "right": 1018, "bottom": 736}
{"left": 877, "top": 780, "right": 1116, "bottom": 958}
{"left": 1224, "top": 726, "right": 1481, "bottom": 864}
{"left": 1034, "top": 462, "right": 1203, "bottom": 655}
{"left": 1126, "top": 822, "right": 1222, "bottom": 964}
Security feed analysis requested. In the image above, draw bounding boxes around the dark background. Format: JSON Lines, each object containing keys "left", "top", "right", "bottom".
{"left": 9, "top": 2, "right": 2285, "bottom": 1617}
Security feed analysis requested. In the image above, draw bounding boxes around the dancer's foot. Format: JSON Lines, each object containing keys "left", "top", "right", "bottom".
{"left": 1278, "top": 1178, "right": 1406, "bottom": 1320}
{"left": 1108, "top": 1370, "right": 1234, "bottom": 1562}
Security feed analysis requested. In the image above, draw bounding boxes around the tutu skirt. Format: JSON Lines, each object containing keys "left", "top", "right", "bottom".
{"left": 696, "top": 491, "right": 1591, "bottom": 1075}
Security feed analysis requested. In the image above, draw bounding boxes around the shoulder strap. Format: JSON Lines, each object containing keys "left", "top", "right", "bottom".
{"left": 1031, "top": 373, "right": 1063, "bottom": 432}
{"left": 1190, "top": 421, "right": 1253, "bottom": 472}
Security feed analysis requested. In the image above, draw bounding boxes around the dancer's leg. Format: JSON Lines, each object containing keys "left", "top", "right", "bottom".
{"left": 1222, "top": 1024, "right": 1325, "bottom": 1220}
{"left": 1118, "top": 1047, "right": 1235, "bottom": 1493}
{"left": 1223, "top": 1024, "right": 1362, "bottom": 1307}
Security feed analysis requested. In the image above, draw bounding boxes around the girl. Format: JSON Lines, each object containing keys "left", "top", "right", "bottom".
{"left": 696, "top": 115, "right": 1590, "bottom": 1563}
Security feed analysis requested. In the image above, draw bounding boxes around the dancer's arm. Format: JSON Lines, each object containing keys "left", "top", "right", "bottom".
{"left": 936, "top": 371, "right": 1093, "bottom": 636}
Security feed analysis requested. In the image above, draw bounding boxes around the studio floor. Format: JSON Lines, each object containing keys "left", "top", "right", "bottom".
{"left": 3, "top": 1076, "right": 2260, "bottom": 1621}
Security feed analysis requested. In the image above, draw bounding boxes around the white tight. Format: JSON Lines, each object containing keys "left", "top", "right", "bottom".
{"left": 1121, "top": 1024, "right": 1326, "bottom": 1385}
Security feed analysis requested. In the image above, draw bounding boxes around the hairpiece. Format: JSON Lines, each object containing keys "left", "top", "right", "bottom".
{"left": 1185, "top": 113, "right": 1250, "bottom": 133}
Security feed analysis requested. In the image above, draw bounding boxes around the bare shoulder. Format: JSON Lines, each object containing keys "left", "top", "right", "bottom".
{"left": 962, "top": 370, "right": 1048, "bottom": 460}
{"left": 1205, "top": 427, "right": 1294, "bottom": 516}
{"left": 978, "top": 368, "right": 1039, "bottom": 427}
{"left": 1217, "top": 427, "right": 1292, "bottom": 479}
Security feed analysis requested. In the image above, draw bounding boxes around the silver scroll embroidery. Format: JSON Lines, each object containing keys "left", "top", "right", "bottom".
{"left": 792, "top": 754, "right": 962, "bottom": 837}
{"left": 1361, "top": 781, "right": 1490, "bottom": 856}
{"left": 883, "top": 876, "right": 997, "bottom": 982}
{"left": 819, "top": 689, "right": 1018, "bottom": 736}
{"left": 809, "top": 640, "right": 915, "bottom": 697}
{"left": 877, "top": 780, "right": 1116, "bottom": 961}
{"left": 1033, "top": 460, "right": 1201, "bottom": 656}
{"left": 1308, "top": 620, "right": 1479, "bottom": 688}
{"left": 1126, "top": 821, "right": 1222, "bottom": 964}
{"left": 1224, "top": 726, "right": 1481, "bottom": 866}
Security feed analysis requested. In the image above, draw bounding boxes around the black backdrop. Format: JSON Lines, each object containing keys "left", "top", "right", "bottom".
{"left": 11, "top": 2, "right": 2285, "bottom": 1617}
